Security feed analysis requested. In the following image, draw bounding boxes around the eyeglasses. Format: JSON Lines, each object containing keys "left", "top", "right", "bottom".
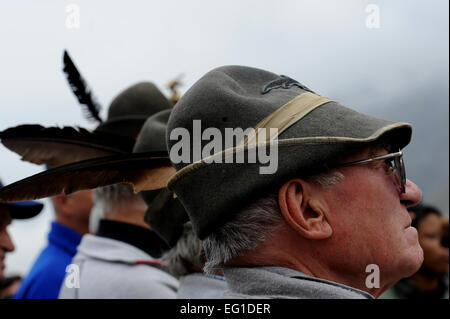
{"left": 336, "top": 150, "right": 406, "bottom": 193}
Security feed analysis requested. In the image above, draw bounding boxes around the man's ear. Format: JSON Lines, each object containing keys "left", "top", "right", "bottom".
{"left": 52, "top": 193, "right": 70, "bottom": 216}
{"left": 278, "top": 178, "right": 332, "bottom": 240}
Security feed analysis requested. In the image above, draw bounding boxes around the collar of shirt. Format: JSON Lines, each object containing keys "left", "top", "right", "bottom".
{"left": 48, "top": 221, "right": 83, "bottom": 256}
{"left": 96, "top": 219, "right": 169, "bottom": 258}
{"left": 260, "top": 266, "right": 375, "bottom": 299}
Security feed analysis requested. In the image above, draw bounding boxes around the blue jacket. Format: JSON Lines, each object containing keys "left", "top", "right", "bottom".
{"left": 14, "top": 221, "right": 82, "bottom": 299}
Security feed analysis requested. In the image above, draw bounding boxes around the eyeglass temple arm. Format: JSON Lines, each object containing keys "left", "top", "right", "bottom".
{"left": 337, "top": 151, "right": 403, "bottom": 167}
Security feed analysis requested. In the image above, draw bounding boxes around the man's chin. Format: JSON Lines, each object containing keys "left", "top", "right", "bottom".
{"left": 397, "top": 226, "right": 423, "bottom": 275}
{"left": 401, "top": 245, "right": 424, "bottom": 278}
{"left": 404, "top": 225, "right": 419, "bottom": 243}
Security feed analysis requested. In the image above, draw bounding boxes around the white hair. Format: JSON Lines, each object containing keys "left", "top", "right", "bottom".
{"left": 88, "top": 200, "right": 104, "bottom": 233}
{"left": 89, "top": 184, "right": 144, "bottom": 233}
{"left": 161, "top": 222, "right": 204, "bottom": 278}
{"left": 93, "top": 184, "right": 143, "bottom": 214}
{"left": 202, "top": 169, "right": 344, "bottom": 274}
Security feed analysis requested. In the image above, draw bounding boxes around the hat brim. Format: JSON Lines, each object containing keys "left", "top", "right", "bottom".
{"left": 0, "top": 201, "right": 43, "bottom": 219}
{"left": 94, "top": 116, "right": 149, "bottom": 138}
{"left": 143, "top": 188, "right": 189, "bottom": 247}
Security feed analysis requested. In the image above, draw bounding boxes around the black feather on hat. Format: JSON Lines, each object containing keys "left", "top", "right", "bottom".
{"left": 1, "top": 81, "right": 172, "bottom": 167}
{"left": 0, "top": 125, "right": 134, "bottom": 167}
{"left": 0, "top": 110, "right": 188, "bottom": 246}
{"left": 63, "top": 50, "right": 103, "bottom": 123}
{"left": 0, "top": 178, "right": 43, "bottom": 219}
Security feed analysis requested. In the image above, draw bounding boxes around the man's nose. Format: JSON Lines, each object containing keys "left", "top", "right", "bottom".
{"left": 400, "top": 179, "right": 422, "bottom": 207}
{"left": 0, "top": 231, "right": 15, "bottom": 253}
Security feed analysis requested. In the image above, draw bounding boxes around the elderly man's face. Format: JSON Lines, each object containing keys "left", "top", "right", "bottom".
{"left": 0, "top": 207, "right": 15, "bottom": 280}
{"left": 321, "top": 146, "right": 423, "bottom": 291}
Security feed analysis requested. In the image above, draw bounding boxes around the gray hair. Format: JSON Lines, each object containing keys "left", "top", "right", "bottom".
{"left": 89, "top": 184, "right": 143, "bottom": 233}
{"left": 202, "top": 169, "right": 344, "bottom": 274}
{"left": 94, "top": 184, "right": 137, "bottom": 213}
{"left": 161, "top": 222, "right": 204, "bottom": 278}
{"left": 308, "top": 170, "right": 345, "bottom": 188}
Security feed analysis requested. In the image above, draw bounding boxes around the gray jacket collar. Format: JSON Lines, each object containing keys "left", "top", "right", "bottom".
{"left": 177, "top": 273, "right": 227, "bottom": 299}
{"left": 223, "top": 266, "right": 374, "bottom": 299}
{"left": 76, "top": 234, "right": 159, "bottom": 264}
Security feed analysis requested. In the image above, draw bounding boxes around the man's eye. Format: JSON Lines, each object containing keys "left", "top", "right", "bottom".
{"left": 385, "top": 159, "right": 394, "bottom": 168}
{"left": 382, "top": 159, "right": 394, "bottom": 174}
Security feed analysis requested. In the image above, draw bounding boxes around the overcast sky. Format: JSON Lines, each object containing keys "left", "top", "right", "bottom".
{"left": 1, "top": 0, "right": 448, "bottom": 276}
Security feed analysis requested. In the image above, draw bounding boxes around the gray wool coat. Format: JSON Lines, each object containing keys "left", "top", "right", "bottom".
{"left": 58, "top": 234, "right": 179, "bottom": 299}
{"left": 222, "top": 266, "right": 374, "bottom": 299}
{"left": 176, "top": 273, "right": 227, "bottom": 299}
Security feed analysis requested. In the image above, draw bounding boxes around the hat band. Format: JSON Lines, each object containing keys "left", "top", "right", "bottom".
{"left": 241, "top": 92, "right": 332, "bottom": 146}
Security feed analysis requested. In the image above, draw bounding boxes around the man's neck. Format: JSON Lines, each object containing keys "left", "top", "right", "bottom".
{"left": 56, "top": 217, "right": 88, "bottom": 235}
{"left": 103, "top": 205, "right": 150, "bottom": 230}
{"left": 226, "top": 229, "right": 389, "bottom": 298}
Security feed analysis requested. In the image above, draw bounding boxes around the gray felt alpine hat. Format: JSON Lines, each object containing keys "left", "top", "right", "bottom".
{"left": 166, "top": 65, "right": 412, "bottom": 239}
{"left": 133, "top": 109, "right": 189, "bottom": 246}
{"left": 95, "top": 82, "right": 173, "bottom": 138}
{"left": 0, "top": 82, "right": 173, "bottom": 168}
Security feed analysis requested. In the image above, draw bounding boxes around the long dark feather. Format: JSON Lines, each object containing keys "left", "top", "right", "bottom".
{"left": 0, "top": 124, "right": 135, "bottom": 167}
{"left": 63, "top": 50, "right": 103, "bottom": 123}
{"left": 0, "top": 151, "right": 175, "bottom": 202}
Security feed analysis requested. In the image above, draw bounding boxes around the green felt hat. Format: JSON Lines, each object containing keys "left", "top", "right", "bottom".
{"left": 166, "top": 65, "right": 412, "bottom": 239}
{"left": 94, "top": 82, "right": 173, "bottom": 138}
{"left": 0, "top": 82, "right": 173, "bottom": 168}
{"left": 133, "top": 110, "right": 189, "bottom": 246}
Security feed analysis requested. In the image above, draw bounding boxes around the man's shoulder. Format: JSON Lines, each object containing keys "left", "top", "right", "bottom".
{"left": 70, "top": 256, "right": 179, "bottom": 298}
{"left": 14, "top": 256, "right": 67, "bottom": 299}
{"left": 120, "top": 262, "right": 179, "bottom": 289}
{"left": 19, "top": 243, "right": 70, "bottom": 282}
{"left": 224, "top": 266, "right": 373, "bottom": 299}
{"left": 177, "top": 274, "right": 228, "bottom": 299}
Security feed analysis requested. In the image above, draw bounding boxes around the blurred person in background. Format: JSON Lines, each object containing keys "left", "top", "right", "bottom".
{"left": 14, "top": 190, "right": 92, "bottom": 299}
{"left": 382, "top": 204, "right": 449, "bottom": 299}
{"left": 58, "top": 184, "right": 179, "bottom": 299}
{"left": 0, "top": 81, "right": 177, "bottom": 299}
{"left": 56, "top": 87, "right": 178, "bottom": 299}
{"left": 0, "top": 178, "right": 43, "bottom": 298}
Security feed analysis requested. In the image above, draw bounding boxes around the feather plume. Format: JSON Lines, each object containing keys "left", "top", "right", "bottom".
{"left": 0, "top": 151, "right": 175, "bottom": 202}
{"left": 0, "top": 124, "right": 135, "bottom": 167}
{"left": 63, "top": 50, "right": 103, "bottom": 123}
